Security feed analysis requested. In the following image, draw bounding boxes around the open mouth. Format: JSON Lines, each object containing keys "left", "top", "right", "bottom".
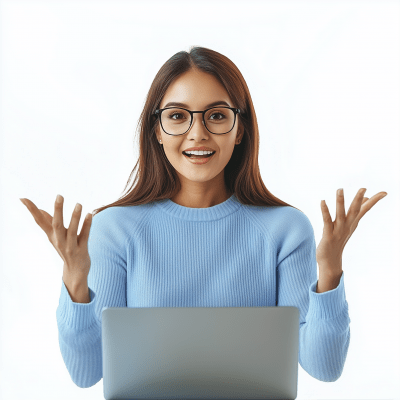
{"left": 182, "top": 151, "right": 216, "bottom": 159}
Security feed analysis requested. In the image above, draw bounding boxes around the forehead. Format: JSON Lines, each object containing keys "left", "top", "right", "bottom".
{"left": 160, "top": 70, "right": 232, "bottom": 109}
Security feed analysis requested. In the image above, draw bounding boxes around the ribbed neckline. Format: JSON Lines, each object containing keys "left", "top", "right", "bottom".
{"left": 154, "top": 193, "right": 242, "bottom": 221}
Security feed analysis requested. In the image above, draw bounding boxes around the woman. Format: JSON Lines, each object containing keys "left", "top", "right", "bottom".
{"left": 20, "top": 46, "right": 387, "bottom": 389}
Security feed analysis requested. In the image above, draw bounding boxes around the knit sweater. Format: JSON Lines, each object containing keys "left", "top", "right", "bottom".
{"left": 56, "top": 193, "right": 350, "bottom": 389}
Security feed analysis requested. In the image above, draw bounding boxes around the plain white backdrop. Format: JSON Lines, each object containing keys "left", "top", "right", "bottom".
{"left": 1, "top": 0, "right": 399, "bottom": 399}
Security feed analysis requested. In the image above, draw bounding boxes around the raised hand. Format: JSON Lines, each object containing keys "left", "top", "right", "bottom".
{"left": 20, "top": 195, "right": 93, "bottom": 283}
{"left": 316, "top": 187, "right": 387, "bottom": 277}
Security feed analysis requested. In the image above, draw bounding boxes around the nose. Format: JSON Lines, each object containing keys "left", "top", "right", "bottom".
{"left": 187, "top": 113, "right": 209, "bottom": 137}
{"left": 190, "top": 113, "right": 205, "bottom": 129}
{"left": 186, "top": 118, "right": 210, "bottom": 143}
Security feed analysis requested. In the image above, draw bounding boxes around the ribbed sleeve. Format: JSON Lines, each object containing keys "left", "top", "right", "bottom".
{"left": 56, "top": 207, "right": 130, "bottom": 388}
{"left": 274, "top": 207, "right": 350, "bottom": 382}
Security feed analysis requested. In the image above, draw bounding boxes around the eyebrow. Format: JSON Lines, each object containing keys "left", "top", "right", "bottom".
{"left": 162, "top": 100, "right": 231, "bottom": 109}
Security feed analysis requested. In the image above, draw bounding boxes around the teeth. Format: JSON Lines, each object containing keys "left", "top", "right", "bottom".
{"left": 184, "top": 150, "right": 215, "bottom": 155}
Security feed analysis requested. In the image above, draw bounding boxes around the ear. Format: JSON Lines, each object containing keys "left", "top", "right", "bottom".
{"left": 236, "top": 123, "right": 244, "bottom": 142}
{"left": 155, "top": 124, "right": 162, "bottom": 143}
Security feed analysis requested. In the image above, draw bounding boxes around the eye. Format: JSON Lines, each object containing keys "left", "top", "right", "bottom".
{"left": 169, "top": 112, "right": 184, "bottom": 120}
{"left": 209, "top": 112, "right": 225, "bottom": 120}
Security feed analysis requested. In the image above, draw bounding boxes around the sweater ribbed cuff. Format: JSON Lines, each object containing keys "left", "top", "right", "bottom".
{"left": 56, "top": 277, "right": 98, "bottom": 331}
{"left": 307, "top": 271, "right": 348, "bottom": 320}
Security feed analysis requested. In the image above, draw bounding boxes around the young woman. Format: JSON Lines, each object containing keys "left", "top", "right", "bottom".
{"left": 20, "top": 46, "right": 386, "bottom": 389}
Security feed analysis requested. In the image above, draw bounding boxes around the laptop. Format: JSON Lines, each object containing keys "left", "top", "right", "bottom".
{"left": 101, "top": 306, "right": 299, "bottom": 400}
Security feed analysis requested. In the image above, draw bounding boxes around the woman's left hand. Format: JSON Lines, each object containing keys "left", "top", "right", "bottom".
{"left": 316, "top": 188, "right": 388, "bottom": 276}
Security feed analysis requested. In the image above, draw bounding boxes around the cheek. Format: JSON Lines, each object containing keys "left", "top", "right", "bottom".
{"left": 163, "top": 148, "right": 186, "bottom": 164}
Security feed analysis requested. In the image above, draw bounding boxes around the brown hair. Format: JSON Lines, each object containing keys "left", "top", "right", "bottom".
{"left": 92, "top": 46, "right": 301, "bottom": 216}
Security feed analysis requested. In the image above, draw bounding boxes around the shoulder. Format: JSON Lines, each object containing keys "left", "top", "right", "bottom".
{"left": 89, "top": 203, "right": 155, "bottom": 244}
{"left": 92, "top": 203, "right": 154, "bottom": 226}
{"left": 241, "top": 204, "right": 314, "bottom": 247}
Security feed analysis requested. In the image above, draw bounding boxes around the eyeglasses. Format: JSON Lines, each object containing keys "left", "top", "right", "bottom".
{"left": 153, "top": 106, "right": 241, "bottom": 136}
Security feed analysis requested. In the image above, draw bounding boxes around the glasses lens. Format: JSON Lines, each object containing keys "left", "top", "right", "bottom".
{"left": 205, "top": 107, "right": 235, "bottom": 134}
{"left": 161, "top": 108, "right": 191, "bottom": 136}
{"left": 161, "top": 107, "right": 235, "bottom": 135}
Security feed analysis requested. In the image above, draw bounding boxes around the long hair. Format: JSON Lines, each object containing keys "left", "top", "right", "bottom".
{"left": 92, "top": 46, "right": 301, "bottom": 216}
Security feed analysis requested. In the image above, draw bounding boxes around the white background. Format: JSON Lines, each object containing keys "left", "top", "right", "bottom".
{"left": 1, "top": 0, "right": 399, "bottom": 399}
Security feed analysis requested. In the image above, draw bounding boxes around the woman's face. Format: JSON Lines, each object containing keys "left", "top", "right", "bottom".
{"left": 156, "top": 69, "right": 243, "bottom": 189}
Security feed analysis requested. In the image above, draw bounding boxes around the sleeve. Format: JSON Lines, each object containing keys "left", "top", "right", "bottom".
{"left": 56, "top": 208, "right": 127, "bottom": 388}
{"left": 276, "top": 210, "right": 351, "bottom": 382}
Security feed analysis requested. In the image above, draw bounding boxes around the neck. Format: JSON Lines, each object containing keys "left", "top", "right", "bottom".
{"left": 170, "top": 188, "right": 232, "bottom": 208}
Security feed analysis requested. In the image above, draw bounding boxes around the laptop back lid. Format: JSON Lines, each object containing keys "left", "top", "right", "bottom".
{"left": 102, "top": 306, "right": 299, "bottom": 400}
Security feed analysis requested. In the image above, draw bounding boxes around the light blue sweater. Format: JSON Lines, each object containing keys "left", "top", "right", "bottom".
{"left": 56, "top": 193, "right": 350, "bottom": 389}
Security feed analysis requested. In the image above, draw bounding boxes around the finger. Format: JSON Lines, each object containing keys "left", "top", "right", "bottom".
{"left": 52, "top": 195, "right": 66, "bottom": 245}
{"left": 358, "top": 192, "right": 386, "bottom": 220}
{"left": 347, "top": 188, "right": 367, "bottom": 220}
{"left": 336, "top": 188, "right": 346, "bottom": 222}
{"left": 66, "top": 203, "right": 82, "bottom": 248}
{"left": 21, "top": 198, "right": 53, "bottom": 237}
{"left": 39, "top": 209, "right": 53, "bottom": 226}
{"left": 321, "top": 200, "right": 333, "bottom": 234}
{"left": 78, "top": 212, "right": 93, "bottom": 246}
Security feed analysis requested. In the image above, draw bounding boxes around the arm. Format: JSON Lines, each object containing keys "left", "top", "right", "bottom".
{"left": 276, "top": 212, "right": 350, "bottom": 382}
{"left": 56, "top": 209, "right": 127, "bottom": 388}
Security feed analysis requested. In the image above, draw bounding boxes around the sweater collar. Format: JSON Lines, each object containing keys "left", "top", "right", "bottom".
{"left": 155, "top": 193, "right": 242, "bottom": 221}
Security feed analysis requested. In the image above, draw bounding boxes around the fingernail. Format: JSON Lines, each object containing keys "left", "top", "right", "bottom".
{"left": 19, "top": 198, "right": 25, "bottom": 205}
{"left": 56, "top": 194, "right": 63, "bottom": 203}
{"left": 337, "top": 188, "right": 343, "bottom": 195}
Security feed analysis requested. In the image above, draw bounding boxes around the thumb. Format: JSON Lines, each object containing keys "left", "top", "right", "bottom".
{"left": 39, "top": 209, "right": 53, "bottom": 225}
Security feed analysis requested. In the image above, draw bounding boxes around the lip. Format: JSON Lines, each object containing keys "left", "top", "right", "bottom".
{"left": 183, "top": 152, "right": 215, "bottom": 165}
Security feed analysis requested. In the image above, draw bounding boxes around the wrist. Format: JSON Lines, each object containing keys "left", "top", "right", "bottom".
{"left": 316, "top": 271, "right": 342, "bottom": 293}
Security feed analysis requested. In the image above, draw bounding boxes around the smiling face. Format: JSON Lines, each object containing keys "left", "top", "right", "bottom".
{"left": 155, "top": 68, "right": 243, "bottom": 202}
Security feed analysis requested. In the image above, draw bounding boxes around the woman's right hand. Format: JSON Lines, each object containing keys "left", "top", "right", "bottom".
{"left": 20, "top": 194, "right": 93, "bottom": 283}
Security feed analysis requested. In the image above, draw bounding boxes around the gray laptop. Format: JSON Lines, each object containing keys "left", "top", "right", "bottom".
{"left": 101, "top": 306, "right": 299, "bottom": 400}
